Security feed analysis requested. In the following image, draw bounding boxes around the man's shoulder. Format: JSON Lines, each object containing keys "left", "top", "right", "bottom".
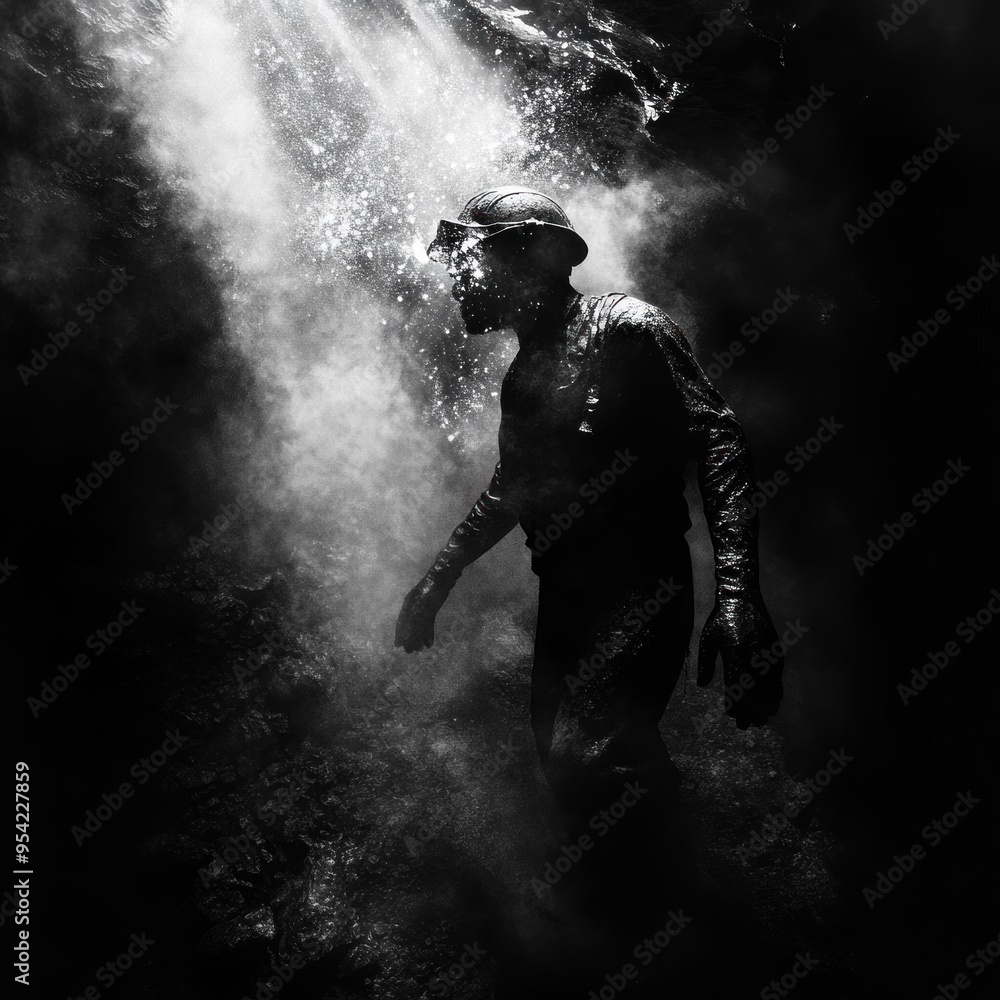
{"left": 596, "top": 293, "right": 683, "bottom": 340}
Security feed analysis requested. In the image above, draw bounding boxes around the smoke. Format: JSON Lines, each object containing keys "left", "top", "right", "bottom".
{"left": 79, "top": 0, "right": 812, "bottom": 881}
{"left": 89, "top": 0, "right": 738, "bottom": 702}
{"left": 15, "top": 0, "right": 833, "bottom": 972}
{"left": 11, "top": 3, "right": 996, "bottom": 994}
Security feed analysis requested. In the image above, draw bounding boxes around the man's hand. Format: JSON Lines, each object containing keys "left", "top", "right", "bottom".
{"left": 394, "top": 575, "right": 451, "bottom": 652}
{"left": 697, "top": 591, "right": 784, "bottom": 729}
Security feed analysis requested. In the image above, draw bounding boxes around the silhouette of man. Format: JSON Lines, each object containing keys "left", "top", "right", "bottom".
{"left": 394, "top": 186, "right": 784, "bottom": 984}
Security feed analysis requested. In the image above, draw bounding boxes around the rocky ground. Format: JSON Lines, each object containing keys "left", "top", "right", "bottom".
{"left": 45, "top": 511, "right": 866, "bottom": 1000}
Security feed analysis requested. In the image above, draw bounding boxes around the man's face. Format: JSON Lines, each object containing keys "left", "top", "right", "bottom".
{"left": 443, "top": 237, "right": 519, "bottom": 336}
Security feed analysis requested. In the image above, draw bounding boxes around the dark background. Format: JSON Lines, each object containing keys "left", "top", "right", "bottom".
{"left": 5, "top": 0, "right": 997, "bottom": 997}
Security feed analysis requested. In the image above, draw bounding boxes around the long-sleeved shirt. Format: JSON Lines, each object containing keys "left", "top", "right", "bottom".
{"left": 427, "top": 292, "right": 760, "bottom": 594}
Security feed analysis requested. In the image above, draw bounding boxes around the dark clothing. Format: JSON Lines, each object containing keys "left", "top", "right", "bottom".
{"left": 530, "top": 539, "right": 694, "bottom": 808}
{"left": 430, "top": 292, "right": 759, "bottom": 597}
{"left": 433, "top": 293, "right": 755, "bottom": 827}
{"left": 421, "top": 293, "right": 771, "bottom": 991}
{"left": 427, "top": 290, "right": 761, "bottom": 798}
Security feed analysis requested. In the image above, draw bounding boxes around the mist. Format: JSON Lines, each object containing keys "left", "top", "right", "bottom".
{"left": 9, "top": 1, "right": 995, "bottom": 998}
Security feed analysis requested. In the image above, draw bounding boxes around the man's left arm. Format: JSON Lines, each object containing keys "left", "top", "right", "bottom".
{"left": 615, "top": 301, "right": 784, "bottom": 727}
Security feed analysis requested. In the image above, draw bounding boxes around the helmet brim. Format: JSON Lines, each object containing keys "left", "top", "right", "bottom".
{"left": 426, "top": 217, "right": 588, "bottom": 267}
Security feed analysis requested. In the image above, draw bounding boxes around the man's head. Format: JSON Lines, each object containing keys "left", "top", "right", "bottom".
{"left": 427, "top": 187, "right": 588, "bottom": 335}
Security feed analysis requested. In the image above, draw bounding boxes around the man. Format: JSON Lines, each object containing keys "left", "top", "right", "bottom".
{"left": 394, "top": 186, "right": 783, "bottom": 977}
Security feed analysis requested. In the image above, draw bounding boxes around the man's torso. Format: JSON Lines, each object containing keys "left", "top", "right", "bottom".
{"left": 497, "top": 293, "right": 693, "bottom": 574}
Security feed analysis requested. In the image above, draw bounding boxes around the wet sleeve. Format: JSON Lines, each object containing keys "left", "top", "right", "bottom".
{"left": 614, "top": 302, "right": 761, "bottom": 597}
{"left": 426, "top": 461, "right": 522, "bottom": 586}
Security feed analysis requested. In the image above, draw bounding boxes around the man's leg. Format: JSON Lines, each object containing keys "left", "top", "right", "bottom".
{"left": 530, "top": 545, "right": 696, "bottom": 929}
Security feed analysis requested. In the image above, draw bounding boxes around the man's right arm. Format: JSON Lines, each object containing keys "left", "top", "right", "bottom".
{"left": 394, "top": 462, "right": 520, "bottom": 652}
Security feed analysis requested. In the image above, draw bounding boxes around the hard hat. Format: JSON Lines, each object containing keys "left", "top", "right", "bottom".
{"left": 427, "top": 186, "right": 589, "bottom": 267}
